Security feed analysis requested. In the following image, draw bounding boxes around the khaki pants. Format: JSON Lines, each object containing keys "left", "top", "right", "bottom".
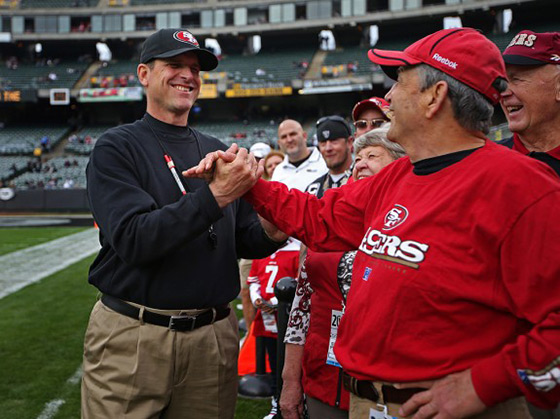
{"left": 350, "top": 388, "right": 531, "bottom": 419}
{"left": 81, "top": 300, "right": 239, "bottom": 419}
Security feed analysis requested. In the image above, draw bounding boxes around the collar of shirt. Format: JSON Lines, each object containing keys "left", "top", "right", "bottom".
{"left": 513, "top": 133, "right": 560, "bottom": 160}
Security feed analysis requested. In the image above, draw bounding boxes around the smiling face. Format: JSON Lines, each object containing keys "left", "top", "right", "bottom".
{"left": 500, "top": 64, "right": 560, "bottom": 141}
{"left": 264, "top": 154, "right": 283, "bottom": 178}
{"left": 277, "top": 120, "right": 309, "bottom": 162}
{"left": 353, "top": 108, "right": 387, "bottom": 137}
{"left": 384, "top": 67, "right": 424, "bottom": 148}
{"left": 318, "top": 137, "right": 353, "bottom": 174}
{"left": 352, "top": 145, "right": 395, "bottom": 180}
{"left": 138, "top": 52, "right": 201, "bottom": 126}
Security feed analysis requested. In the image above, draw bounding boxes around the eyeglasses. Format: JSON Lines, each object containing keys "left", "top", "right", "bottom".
{"left": 353, "top": 119, "right": 387, "bottom": 130}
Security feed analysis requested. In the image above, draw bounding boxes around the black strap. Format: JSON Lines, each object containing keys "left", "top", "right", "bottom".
{"left": 342, "top": 372, "right": 423, "bottom": 404}
{"left": 101, "top": 294, "right": 230, "bottom": 332}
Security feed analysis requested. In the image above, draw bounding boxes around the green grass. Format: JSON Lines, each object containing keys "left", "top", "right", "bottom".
{"left": 0, "top": 227, "right": 86, "bottom": 256}
{"left": 0, "top": 227, "right": 272, "bottom": 419}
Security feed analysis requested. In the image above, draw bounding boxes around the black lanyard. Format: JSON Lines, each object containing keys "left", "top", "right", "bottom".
{"left": 145, "top": 116, "right": 217, "bottom": 249}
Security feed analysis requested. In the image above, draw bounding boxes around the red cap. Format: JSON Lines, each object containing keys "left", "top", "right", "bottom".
{"left": 368, "top": 28, "right": 506, "bottom": 105}
{"left": 352, "top": 97, "right": 391, "bottom": 121}
{"left": 503, "top": 30, "right": 560, "bottom": 66}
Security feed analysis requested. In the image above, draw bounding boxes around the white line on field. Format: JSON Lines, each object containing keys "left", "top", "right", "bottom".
{"left": 36, "top": 365, "right": 83, "bottom": 419}
{"left": 0, "top": 228, "right": 100, "bottom": 300}
{"left": 36, "top": 399, "right": 65, "bottom": 419}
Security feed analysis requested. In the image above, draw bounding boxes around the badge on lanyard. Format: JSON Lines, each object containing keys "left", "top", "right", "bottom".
{"left": 369, "top": 404, "right": 397, "bottom": 419}
{"left": 326, "top": 309, "right": 343, "bottom": 367}
{"left": 262, "top": 311, "right": 278, "bottom": 333}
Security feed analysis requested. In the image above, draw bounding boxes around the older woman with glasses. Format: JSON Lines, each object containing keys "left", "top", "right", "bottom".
{"left": 280, "top": 124, "right": 405, "bottom": 419}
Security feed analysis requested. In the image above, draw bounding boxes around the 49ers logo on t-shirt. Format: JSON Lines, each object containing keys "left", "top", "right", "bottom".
{"left": 382, "top": 204, "right": 408, "bottom": 230}
{"left": 173, "top": 31, "right": 199, "bottom": 47}
{"left": 359, "top": 227, "right": 429, "bottom": 269}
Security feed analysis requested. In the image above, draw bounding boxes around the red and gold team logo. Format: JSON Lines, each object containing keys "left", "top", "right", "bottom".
{"left": 173, "top": 31, "right": 199, "bottom": 47}
{"left": 382, "top": 204, "right": 408, "bottom": 231}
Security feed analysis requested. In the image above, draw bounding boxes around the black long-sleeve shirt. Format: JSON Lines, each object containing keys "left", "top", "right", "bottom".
{"left": 86, "top": 113, "right": 281, "bottom": 309}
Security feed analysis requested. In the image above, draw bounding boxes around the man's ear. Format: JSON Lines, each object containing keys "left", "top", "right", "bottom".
{"left": 137, "top": 63, "right": 149, "bottom": 87}
{"left": 425, "top": 80, "right": 448, "bottom": 120}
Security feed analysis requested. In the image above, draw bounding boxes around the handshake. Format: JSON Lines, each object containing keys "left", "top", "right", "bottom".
{"left": 183, "top": 143, "right": 264, "bottom": 209}
{"left": 184, "top": 143, "right": 288, "bottom": 244}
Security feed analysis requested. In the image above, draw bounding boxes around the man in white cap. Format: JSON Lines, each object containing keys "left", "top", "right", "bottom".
{"left": 250, "top": 141, "right": 272, "bottom": 161}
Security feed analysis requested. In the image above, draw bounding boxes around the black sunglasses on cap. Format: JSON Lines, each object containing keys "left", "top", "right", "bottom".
{"left": 353, "top": 119, "right": 387, "bottom": 130}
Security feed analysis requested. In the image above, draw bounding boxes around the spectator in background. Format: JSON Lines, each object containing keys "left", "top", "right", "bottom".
{"left": 250, "top": 142, "right": 272, "bottom": 162}
{"left": 281, "top": 115, "right": 355, "bottom": 419}
{"left": 499, "top": 30, "right": 560, "bottom": 176}
{"left": 272, "top": 119, "right": 327, "bottom": 191}
{"left": 351, "top": 96, "right": 391, "bottom": 138}
{"left": 305, "top": 116, "right": 354, "bottom": 197}
{"left": 263, "top": 150, "right": 284, "bottom": 181}
{"left": 40, "top": 136, "right": 50, "bottom": 153}
{"left": 63, "top": 178, "right": 74, "bottom": 189}
{"left": 248, "top": 238, "right": 300, "bottom": 419}
{"left": 239, "top": 141, "right": 274, "bottom": 332}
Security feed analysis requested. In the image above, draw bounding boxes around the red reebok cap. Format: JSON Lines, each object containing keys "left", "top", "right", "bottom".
{"left": 352, "top": 97, "right": 391, "bottom": 121}
{"left": 368, "top": 28, "right": 506, "bottom": 105}
{"left": 503, "top": 30, "right": 560, "bottom": 66}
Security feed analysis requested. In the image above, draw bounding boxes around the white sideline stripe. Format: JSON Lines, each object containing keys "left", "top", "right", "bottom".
{"left": 36, "top": 399, "right": 65, "bottom": 419}
{"left": 0, "top": 228, "right": 100, "bottom": 300}
{"left": 67, "top": 365, "right": 83, "bottom": 385}
{"left": 36, "top": 366, "right": 82, "bottom": 419}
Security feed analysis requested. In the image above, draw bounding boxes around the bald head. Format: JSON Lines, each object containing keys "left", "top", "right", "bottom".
{"left": 277, "top": 119, "right": 309, "bottom": 162}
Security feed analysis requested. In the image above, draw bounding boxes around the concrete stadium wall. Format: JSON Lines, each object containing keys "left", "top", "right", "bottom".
{"left": 0, "top": 189, "right": 89, "bottom": 212}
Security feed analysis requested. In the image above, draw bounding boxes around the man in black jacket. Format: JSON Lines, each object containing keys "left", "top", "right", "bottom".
{"left": 83, "top": 28, "right": 285, "bottom": 418}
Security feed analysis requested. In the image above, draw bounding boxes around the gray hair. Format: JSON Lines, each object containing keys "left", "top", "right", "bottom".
{"left": 354, "top": 123, "right": 406, "bottom": 160}
{"left": 416, "top": 64, "right": 507, "bottom": 134}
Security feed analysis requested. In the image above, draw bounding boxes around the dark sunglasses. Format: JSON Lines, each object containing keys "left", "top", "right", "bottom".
{"left": 353, "top": 119, "right": 387, "bottom": 130}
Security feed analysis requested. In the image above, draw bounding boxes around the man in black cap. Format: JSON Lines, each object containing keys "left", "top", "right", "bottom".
{"left": 82, "top": 29, "right": 286, "bottom": 418}
{"left": 306, "top": 115, "right": 354, "bottom": 197}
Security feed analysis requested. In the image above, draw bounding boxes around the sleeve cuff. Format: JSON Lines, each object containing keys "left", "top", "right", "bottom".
{"left": 196, "top": 183, "right": 223, "bottom": 223}
{"left": 471, "top": 351, "right": 522, "bottom": 407}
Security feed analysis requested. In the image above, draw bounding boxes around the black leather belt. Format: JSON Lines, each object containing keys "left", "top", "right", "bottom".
{"left": 342, "top": 372, "right": 423, "bottom": 404}
{"left": 101, "top": 294, "right": 230, "bottom": 332}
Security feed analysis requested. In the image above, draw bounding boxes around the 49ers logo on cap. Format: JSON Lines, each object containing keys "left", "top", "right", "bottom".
{"left": 173, "top": 31, "right": 199, "bottom": 47}
{"left": 382, "top": 204, "right": 408, "bottom": 230}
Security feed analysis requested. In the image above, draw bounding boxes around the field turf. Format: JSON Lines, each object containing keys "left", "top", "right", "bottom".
{"left": 0, "top": 227, "right": 270, "bottom": 419}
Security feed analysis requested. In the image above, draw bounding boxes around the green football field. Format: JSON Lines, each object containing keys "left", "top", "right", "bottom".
{"left": 0, "top": 227, "right": 270, "bottom": 419}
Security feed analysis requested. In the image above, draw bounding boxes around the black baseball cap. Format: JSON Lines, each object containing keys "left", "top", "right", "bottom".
{"left": 140, "top": 29, "right": 219, "bottom": 71}
{"left": 316, "top": 116, "right": 352, "bottom": 142}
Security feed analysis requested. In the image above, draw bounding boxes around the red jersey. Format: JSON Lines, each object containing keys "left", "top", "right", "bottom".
{"left": 511, "top": 133, "right": 560, "bottom": 160}
{"left": 245, "top": 140, "right": 560, "bottom": 408}
{"left": 248, "top": 243, "right": 300, "bottom": 337}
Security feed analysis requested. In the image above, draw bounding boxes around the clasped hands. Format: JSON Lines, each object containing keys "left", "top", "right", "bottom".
{"left": 183, "top": 143, "right": 288, "bottom": 243}
{"left": 183, "top": 143, "right": 262, "bottom": 209}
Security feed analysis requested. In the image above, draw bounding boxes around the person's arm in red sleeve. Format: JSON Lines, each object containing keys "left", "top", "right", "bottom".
{"left": 244, "top": 178, "right": 371, "bottom": 253}
{"left": 471, "top": 190, "right": 560, "bottom": 409}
